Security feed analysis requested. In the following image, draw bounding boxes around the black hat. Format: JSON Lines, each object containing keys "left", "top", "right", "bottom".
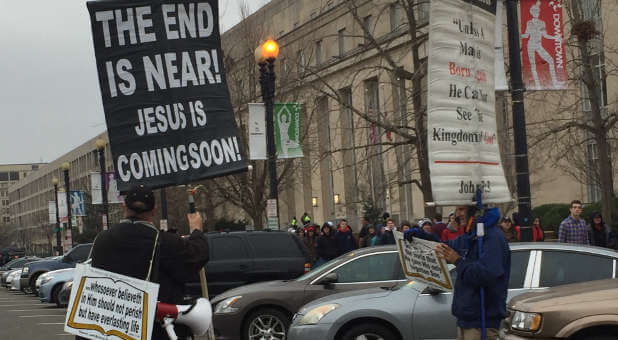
{"left": 124, "top": 185, "right": 155, "bottom": 213}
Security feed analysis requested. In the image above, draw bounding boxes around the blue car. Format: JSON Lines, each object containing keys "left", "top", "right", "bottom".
{"left": 38, "top": 267, "right": 76, "bottom": 307}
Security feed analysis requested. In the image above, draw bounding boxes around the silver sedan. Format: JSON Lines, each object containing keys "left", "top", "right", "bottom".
{"left": 288, "top": 243, "right": 618, "bottom": 340}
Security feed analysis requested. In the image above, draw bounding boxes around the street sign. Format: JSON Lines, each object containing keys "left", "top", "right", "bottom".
{"left": 160, "top": 219, "right": 168, "bottom": 232}
{"left": 266, "top": 199, "right": 279, "bottom": 230}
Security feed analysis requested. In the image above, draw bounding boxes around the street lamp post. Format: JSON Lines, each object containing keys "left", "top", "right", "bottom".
{"left": 61, "top": 162, "right": 73, "bottom": 248}
{"left": 255, "top": 39, "right": 280, "bottom": 229}
{"left": 52, "top": 177, "right": 62, "bottom": 255}
{"left": 96, "top": 139, "right": 109, "bottom": 231}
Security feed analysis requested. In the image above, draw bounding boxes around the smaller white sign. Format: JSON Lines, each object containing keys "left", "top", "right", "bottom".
{"left": 266, "top": 199, "right": 279, "bottom": 230}
{"left": 249, "top": 103, "right": 267, "bottom": 160}
{"left": 394, "top": 231, "right": 453, "bottom": 292}
{"left": 58, "top": 191, "right": 68, "bottom": 220}
{"left": 91, "top": 172, "right": 124, "bottom": 205}
{"left": 160, "top": 219, "right": 168, "bottom": 232}
{"left": 65, "top": 264, "right": 159, "bottom": 340}
{"left": 49, "top": 201, "right": 57, "bottom": 224}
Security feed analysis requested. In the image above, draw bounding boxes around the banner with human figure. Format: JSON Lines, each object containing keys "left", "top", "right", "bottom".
{"left": 87, "top": 0, "right": 247, "bottom": 192}
{"left": 274, "top": 103, "right": 303, "bottom": 159}
{"left": 520, "top": 0, "right": 568, "bottom": 90}
{"left": 427, "top": 0, "right": 512, "bottom": 205}
{"left": 91, "top": 172, "right": 124, "bottom": 204}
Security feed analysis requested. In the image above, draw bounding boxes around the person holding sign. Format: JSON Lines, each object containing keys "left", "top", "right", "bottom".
{"left": 80, "top": 185, "right": 208, "bottom": 340}
{"left": 432, "top": 207, "right": 510, "bottom": 340}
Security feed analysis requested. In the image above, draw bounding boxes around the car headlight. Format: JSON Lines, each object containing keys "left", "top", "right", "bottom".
{"left": 511, "top": 311, "right": 542, "bottom": 332}
{"left": 40, "top": 276, "right": 54, "bottom": 285}
{"left": 298, "top": 304, "right": 339, "bottom": 325}
{"left": 214, "top": 296, "right": 242, "bottom": 314}
{"left": 22, "top": 267, "right": 29, "bottom": 274}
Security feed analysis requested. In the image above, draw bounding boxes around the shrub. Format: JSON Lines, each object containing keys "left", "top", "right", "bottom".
{"left": 532, "top": 204, "right": 570, "bottom": 234}
{"left": 214, "top": 217, "right": 249, "bottom": 231}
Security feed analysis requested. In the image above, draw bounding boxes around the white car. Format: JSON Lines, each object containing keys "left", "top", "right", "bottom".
{"left": 8, "top": 269, "right": 21, "bottom": 291}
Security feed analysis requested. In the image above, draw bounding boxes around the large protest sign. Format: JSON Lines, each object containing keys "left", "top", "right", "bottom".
{"left": 393, "top": 231, "right": 453, "bottom": 292}
{"left": 427, "top": 0, "right": 512, "bottom": 205}
{"left": 87, "top": 0, "right": 247, "bottom": 192}
{"left": 520, "top": 0, "right": 568, "bottom": 90}
{"left": 65, "top": 264, "right": 159, "bottom": 340}
{"left": 274, "top": 103, "right": 303, "bottom": 159}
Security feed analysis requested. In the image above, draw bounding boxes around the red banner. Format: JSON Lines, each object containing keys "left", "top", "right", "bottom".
{"left": 520, "top": 0, "right": 568, "bottom": 90}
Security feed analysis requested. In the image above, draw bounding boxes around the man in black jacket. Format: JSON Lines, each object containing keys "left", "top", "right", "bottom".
{"left": 78, "top": 185, "right": 209, "bottom": 340}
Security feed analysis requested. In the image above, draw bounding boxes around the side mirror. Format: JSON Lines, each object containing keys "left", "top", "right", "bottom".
{"left": 319, "top": 272, "right": 338, "bottom": 286}
{"left": 62, "top": 255, "right": 73, "bottom": 263}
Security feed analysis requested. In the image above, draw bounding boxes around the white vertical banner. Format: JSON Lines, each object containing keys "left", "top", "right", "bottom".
{"left": 48, "top": 201, "right": 56, "bottom": 224}
{"left": 91, "top": 172, "right": 123, "bottom": 205}
{"left": 427, "top": 0, "right": 511, "bottom": 205}
{"left": 494, "top": 0, "right": 509, "bottom": 91}
{"left": 249, "top": 103, "right": 267, "bottom": 160}
{"left": 58, "top": 191, "right": 68, "bottom": 221}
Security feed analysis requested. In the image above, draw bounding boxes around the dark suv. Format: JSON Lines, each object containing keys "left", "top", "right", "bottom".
{"left": 186, "top": 230, "right": 310, "bottom": 298}
{"left": 20, "top": 243, "right": 92, "bottom": 294}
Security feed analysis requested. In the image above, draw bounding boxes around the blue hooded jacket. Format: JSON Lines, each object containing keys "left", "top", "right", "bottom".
{"left": 447, "top": 207, "right": 511, "bottom": 329}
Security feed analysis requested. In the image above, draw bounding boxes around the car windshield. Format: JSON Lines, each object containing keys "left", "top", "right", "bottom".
{"left": 295, "top": 252, "right": 359, "bottom": 281}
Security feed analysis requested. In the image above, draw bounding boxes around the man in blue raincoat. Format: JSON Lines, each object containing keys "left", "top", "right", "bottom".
{"left": 408, "top": 207, "right": 510, "bottom": 340}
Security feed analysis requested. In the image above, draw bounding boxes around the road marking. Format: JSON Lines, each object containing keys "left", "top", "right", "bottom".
{"left": 9, "top": 309, "right": 66, "bottom": 312}
{"left": 19, "top": 314, "right": 66, "bottom": 318}
{"left": 38, "top": 322, "right": 65, "bottom": 325}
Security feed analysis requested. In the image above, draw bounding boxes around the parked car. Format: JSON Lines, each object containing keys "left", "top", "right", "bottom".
{"left": 211, "top": 245, "right": 407, "bottom": 340}
{"left": 38, "top": 267, "right": 77, "bottom": 307}
{"left": 57, "top": 281, "right": 73, "bottom": 308}
{"left": 186, "top": 230, "right": 311, "bottom": 299}
{"left": 5, "top": 269, "right": 22, "bottom": 290}
{"left": 1, "top": 256, "right": 39, "bottom": 286}
{"left": 287, "top": 243, "right": 618, "bottom": 340}
{"left": 501, "top": 278, "right": 618, "bottom": 340}
{"left": 0, "top": 247, "right": 25, "bottom": 265}
{"left": 20, "top": 244, "right": 91, "bottom": 294}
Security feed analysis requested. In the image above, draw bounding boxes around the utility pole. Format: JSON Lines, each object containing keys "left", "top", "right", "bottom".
{"left": 506, "top": 0, "right": 532, "bottom": 241}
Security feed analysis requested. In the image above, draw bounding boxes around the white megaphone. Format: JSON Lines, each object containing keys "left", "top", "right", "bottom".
{"left": 155, "top": 298, "right": 212, "bottom": 340}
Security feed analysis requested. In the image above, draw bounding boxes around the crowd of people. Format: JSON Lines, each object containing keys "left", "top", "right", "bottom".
{"left": 290, "top": 200, "right": 617, "bottom": 267}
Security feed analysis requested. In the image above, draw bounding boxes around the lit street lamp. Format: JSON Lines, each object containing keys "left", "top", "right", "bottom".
{"left": 61, "top": 162, "right": 73, "bottom": 248}
{"left": 95, "top": 139, "right": 108, "bottom": 231}
{"left": 52, "top": 177, "right": 62, "bottom": 255}
{"left": 255, "top": 39, "right": 280, "bottom": 228}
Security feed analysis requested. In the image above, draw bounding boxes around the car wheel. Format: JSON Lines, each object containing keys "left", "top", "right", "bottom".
{"left": 243, "top": 308, "right": 290, "bottom": 340}
{"left": 52, "top": 284, "right": 67, "bottom": 308}
{"left": 340, "top": 322, "right": 398, "bottom": 340}
{"left": 30, "top": 273, "right": 42, "bottom": 295}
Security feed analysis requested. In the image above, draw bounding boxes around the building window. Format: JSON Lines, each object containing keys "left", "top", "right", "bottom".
{"left": 416, "top": 1, "right": 430, "bottom": 25}
{"left": 297, "top": 50, "right": 306, "bottom": 74}
{"left": 3, "top": 216, "right": 9, "bottom": 223}
{"left": 338, "top": 28, "right": 346, "bottom": 56}
{"left": 9, "top": 172, "right": 19, "bottom": 180}
{"left": 363, "top": 15, "right": 373, "bottom": 44}
{"left": 390, "top": 3, "right": 403, "bottom": 31}
{"left": 586, "top": 142, "right": 601, "bottom": 202}
{"left": 315, "top": 40, "right": 323, "bottom": 65}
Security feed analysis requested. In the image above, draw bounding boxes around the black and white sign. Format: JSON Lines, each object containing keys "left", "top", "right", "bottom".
{"left": 87, "top": 0, "right": 247, "bottom": 192}
{"left": 427, "top": 0, "right": 511, "bottom": 205}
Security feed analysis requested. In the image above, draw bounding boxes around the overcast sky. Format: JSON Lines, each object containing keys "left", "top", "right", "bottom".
{"left": 0, "top": 0, "right": 268, "bottom": 165}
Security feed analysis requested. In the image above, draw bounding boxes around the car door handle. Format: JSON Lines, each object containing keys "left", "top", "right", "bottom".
{"left": 239, "top": 264, "right": 248, "bottom": 270}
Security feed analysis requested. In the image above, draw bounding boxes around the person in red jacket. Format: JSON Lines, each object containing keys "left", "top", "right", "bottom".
{"left": 532, "top": 217, "right": 545, "bottom": 242}
{"left": 441, "top": 214, "right": 465, "bottom": 241}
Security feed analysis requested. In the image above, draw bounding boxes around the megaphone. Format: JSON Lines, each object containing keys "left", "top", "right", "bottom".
{"left": 156, "top": 298, "right": 212, "bottom": 340}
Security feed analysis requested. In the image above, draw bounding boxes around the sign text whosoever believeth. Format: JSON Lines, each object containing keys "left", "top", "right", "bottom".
{"left": 87, "top": 0, "right": 246, "bottom": 192}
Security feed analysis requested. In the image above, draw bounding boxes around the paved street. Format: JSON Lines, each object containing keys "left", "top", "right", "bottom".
{"left": 0, "top": 288, "right": 71, "bottom": 339}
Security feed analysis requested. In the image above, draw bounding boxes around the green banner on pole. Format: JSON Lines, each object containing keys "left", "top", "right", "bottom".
{"left": 274, "top": 103, "right": 303, "bottom": 159}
